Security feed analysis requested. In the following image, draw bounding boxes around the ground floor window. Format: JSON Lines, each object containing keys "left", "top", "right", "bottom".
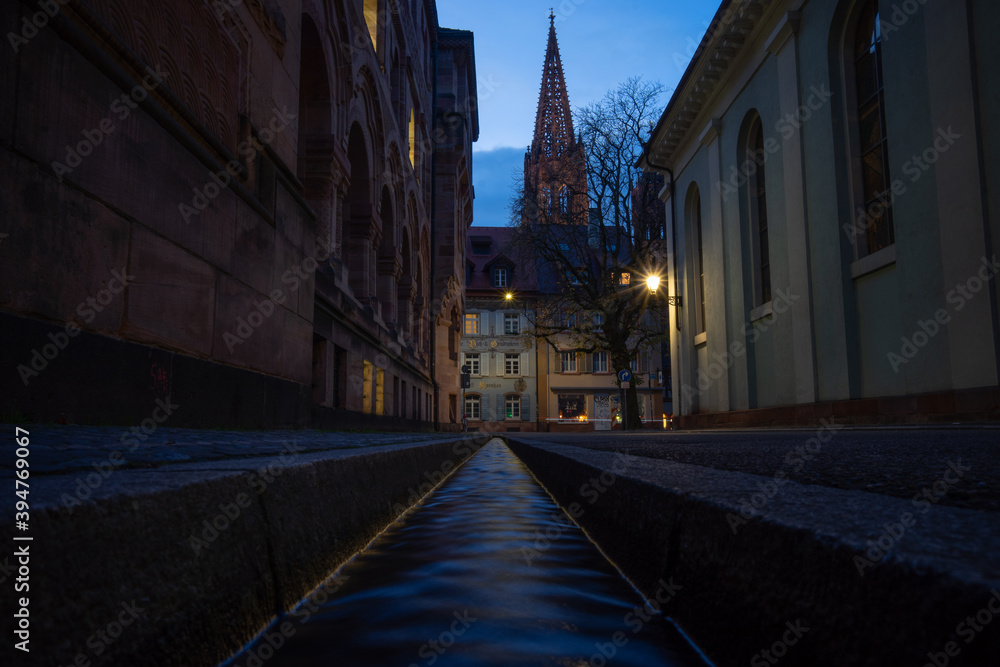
{"left": 465, "top": 394, "right": 481, "bottom": 420}
{"left": 558, "top": 394, "right": 586, "bottom": 420}
{"left": 505, "top": 394, "right": 521, "bottom": 419}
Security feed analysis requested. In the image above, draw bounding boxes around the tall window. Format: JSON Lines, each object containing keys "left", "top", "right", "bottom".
{"left": 689, "top": 185, "right": 706, "bottom": 334}
{"left": 505, "top": 395, "right": 521, "bottom": 420}
{"left": 593, "top": 352, "right": 608, "bottom": 373}
{"left": 749, "top": 120, "right": 771, "bottom": 304}
{"left": 464, "top": 313, "right": 480, "bottom": 335}
{"left": 464, "top": 394, "right": 481, "bottom": 420}
{"left": 493, "top": 268, "right": 508, "bottom": 287}
{"left": 560, "top": 351, "right": 577, "bottom": 373}
{"left": 505, "top": 353, "right": 520, "bottom": 375}
{"left": 463, "top": 353, "right": 480, "bottom": 375}
{"left": 504, "top": 313, "right": 520, "bottom": 335}
{"left": 854, "top": 0, "right": 894, "bottom": 255}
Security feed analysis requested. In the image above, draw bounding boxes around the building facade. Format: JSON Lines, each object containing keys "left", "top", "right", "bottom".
{"left": 461, "top": 228, "right": 540, "bottom": 432}
{"left": 640, "top": 0, "right": 1000, "bottom": 425}
{"left": 2, "top": 0, "right": 475, "bottom": 429}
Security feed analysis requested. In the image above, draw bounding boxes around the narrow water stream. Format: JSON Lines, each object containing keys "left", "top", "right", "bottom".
{"left": 239, "top": 439, "right": 707, "bottom": 666}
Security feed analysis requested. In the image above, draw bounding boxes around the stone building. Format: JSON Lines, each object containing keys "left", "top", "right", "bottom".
{"left": 639, "top": 0, "right": 1000, "bottom": 426}
{"left": 2, "top": 0, "right": 475, "bottom": 429}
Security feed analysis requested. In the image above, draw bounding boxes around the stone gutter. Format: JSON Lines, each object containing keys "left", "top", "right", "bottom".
{"left": 1, "top": 435, "right": 489, "bottom": 666}
{"left": 505, "top": 436, "right": 1000, "bottom": 666}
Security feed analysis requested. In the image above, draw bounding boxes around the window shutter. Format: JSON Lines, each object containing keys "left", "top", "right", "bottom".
{"left": 520, "top": 352, "right": 528, "bottom": 376}
{"left": 521, "top": 394, "right": 530, "bottom": 421}
{"left": 584, "top": 353, "right": 593, "bottom": 374}
{"left": 496, "top": 393, "right": 504, "bottom": 420}
{"left": 480, "top": 394, "right": 490, "bottom": 422}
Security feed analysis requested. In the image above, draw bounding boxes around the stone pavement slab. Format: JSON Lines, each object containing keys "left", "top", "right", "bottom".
{"left": 0, "top": 422, "right": 449, "bottom": 474}
{"left": 512, "top": 426, "right": 1000, "bottom": 511}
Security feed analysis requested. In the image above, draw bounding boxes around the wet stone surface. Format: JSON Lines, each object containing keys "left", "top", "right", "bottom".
{"left": 234, "top": 439, "right": 706, "bottom": 667}
{"left": 0, "top": 423, "right": 462, "bottom": 474}
{"left": 512, "top": 428, "right": 1000, "bottom": 512}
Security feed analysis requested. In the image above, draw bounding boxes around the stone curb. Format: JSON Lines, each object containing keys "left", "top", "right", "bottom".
{"left": 505, "top": 437, "right": 1000, "bottom": 667}
{"left": 1, "top": 435, "right": 489, "bottom": 666}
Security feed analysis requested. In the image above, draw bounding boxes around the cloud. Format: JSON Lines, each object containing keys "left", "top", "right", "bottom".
{"left": 471, "top": 147, "right": 524, "bottom": 228}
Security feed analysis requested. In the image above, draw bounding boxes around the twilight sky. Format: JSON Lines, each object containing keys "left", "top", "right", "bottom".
{"left": 435, "top": 0, "right": 723, "bottom": 226}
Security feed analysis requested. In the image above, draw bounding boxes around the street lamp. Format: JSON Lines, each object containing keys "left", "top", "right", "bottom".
{"left": 645, "top": 275, "right": 660, "bottom": 294}
{"left": 504, "top": 291, "right": 514, "bottom": 301}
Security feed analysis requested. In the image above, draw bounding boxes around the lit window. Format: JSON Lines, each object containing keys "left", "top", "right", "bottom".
{"left": 561, "top": 352, "right": 577, "bottom": 373}
{"left": 493, "top": 268, "right": 508, "bottom": 287}
{"left": 464, "top": 394, "right": 481, "bottom": 420}
{"left": 504, "top": 313, "right": 520, "bottom": 335}
{"left": 463, "top": 353, "right": 480, "bottom": 375}
{"left": 464, "top": 313, "right": 480, "bottom": 335}
{"left": 593, "top": 352, "right": 608, "bottom": 373}
{"left": 558, "top": 394, "right": 586, "bottom": 420}
{"left": 505, "top": 395, "right": 521, "bottom": 420}
{"left": 505, "top": 353, "right": 520, "bottom": 375}
{"left": 619, "top": 272, "right": 631, "bottom": 286}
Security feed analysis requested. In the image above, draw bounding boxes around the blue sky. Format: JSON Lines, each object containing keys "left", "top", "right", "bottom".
{"left": 435, "top": 0, "right": 723, "bottom": 226}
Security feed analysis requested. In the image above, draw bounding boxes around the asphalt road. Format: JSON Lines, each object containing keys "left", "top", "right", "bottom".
{"left": 512, "top": 427, "right": 1000, "bottom": 512}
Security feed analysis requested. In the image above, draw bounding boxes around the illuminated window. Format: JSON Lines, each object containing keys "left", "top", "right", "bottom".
{"left": 619, "top": 272, "right": 631, "bottom": 286}
{"left": 362, "top": 361, "right": 373, "bottom": 413}
{"left": 464, "top": 313, "right": 480, "bottom": 335}
{"left": 408, "top": 107, "right": 416, "bottom": 168}
{"left": 364, "top": 0, "right": 378, "bottom": 51}
{"left": 558, "top": 394, "right": 586, "bottom": 420}
{"left": 375, "top": 368, "right": 385, "bottom": 416}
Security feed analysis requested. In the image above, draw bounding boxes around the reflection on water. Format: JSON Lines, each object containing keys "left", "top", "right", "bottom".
{"left": 237, "top": 439, "right": 707, "bottom": 666}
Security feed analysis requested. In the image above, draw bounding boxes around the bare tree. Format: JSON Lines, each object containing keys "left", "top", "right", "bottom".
{"left": 509, "top": 77, "right": 669, "bottom": 429}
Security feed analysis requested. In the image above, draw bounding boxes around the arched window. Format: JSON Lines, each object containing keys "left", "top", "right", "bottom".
{"left": 747, "top": 119, "right": 771, "bottom": 305}
{"left": 686, "top": 184, "right": 706, "bottom": 334}
{"left": 853, "top": 0, "right": 894, "bottom": 256}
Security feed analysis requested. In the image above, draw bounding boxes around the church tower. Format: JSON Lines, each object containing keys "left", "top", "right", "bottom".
{"left": 523, "top": 11, "right": 588, "bottom": 225}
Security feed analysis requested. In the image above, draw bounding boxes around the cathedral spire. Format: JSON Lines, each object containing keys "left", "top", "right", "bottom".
{"left": 531, "top": 12, "right": 575, "bottom": 159}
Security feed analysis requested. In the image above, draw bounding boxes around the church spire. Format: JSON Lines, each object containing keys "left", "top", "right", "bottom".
{"left": 531, "top": 11, "right": 575, "bottom": 159}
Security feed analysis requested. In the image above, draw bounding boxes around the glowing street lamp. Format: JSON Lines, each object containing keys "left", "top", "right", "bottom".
{"left": 504, "top": 291, "right": 514, "bottom": 301}
{"left": 645, "top": 274, "right": 660, "bottom": 294}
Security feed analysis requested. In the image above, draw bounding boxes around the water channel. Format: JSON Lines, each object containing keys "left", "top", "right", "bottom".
{"left": 233, "top": 439, "right": 709, "bottom": 666}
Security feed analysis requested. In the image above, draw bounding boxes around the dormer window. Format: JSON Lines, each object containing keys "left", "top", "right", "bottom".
{"left": 493, "top": 268, "right": 508, "bottom": 288}
{"left": 472, "top": 242, "right": 491, "bottom": 256}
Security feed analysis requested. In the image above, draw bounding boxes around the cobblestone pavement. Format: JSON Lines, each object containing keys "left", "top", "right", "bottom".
{"left": 1, "top": 423, "right": 464, "bottom": 475}
{"left": 511, "top": 426, "right": 1000, "bottom": 512}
